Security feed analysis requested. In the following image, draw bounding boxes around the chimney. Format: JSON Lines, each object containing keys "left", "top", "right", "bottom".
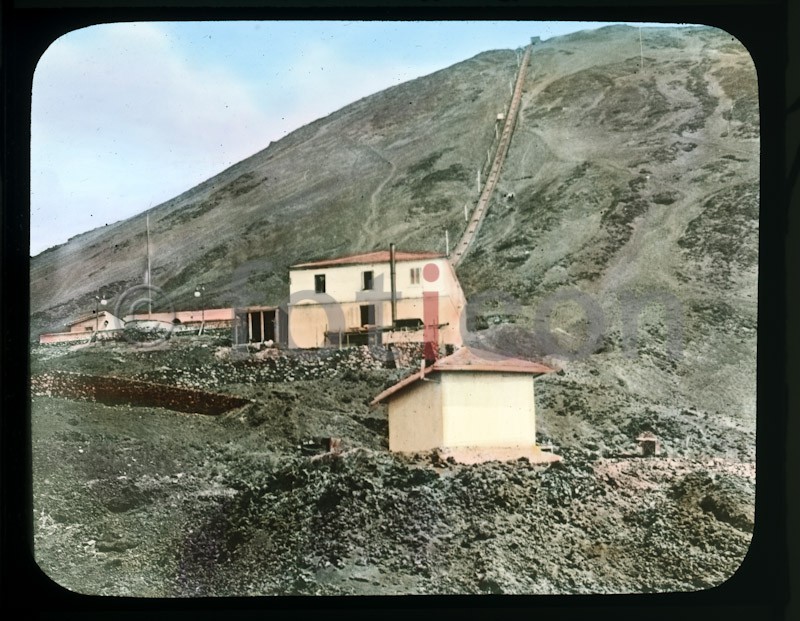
{"left": 390, "top": 243, "right": 397, "bottom": 327}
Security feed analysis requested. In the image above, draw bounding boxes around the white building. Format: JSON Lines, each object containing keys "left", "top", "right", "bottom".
{"left": 286, "top": 249, "right": 467, "bottom": 349}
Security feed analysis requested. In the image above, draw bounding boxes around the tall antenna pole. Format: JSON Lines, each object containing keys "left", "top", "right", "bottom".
{"left": 146, "top": 211, "right": 152, "bottom": 317}
{"left": 389, "top": 243, "right": 397, "bottom": 328}
{"left": 639, "top": 27, "right": 644, "bottom": 72}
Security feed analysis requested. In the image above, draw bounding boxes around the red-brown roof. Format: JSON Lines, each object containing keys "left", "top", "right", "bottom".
{"left": 291, "top": 250, "right": 444, "bottom": 270}
{"left": 432, "top": 346, "right": 557, "bottom": 374}
{"left": 370, "top": 346, "right": 557, "bottom": 405}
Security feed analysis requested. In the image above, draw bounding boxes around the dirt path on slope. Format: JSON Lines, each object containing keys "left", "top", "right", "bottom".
{"left": 356, "top": 146, "right": 397, "bottom": 250}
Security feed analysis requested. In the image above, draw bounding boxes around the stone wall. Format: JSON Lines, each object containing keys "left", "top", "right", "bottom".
{"left": 31, "top": 371, "right": 250, "bottom": 415}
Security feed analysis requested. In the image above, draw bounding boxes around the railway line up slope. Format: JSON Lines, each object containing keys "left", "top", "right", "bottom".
{"left": 450, "top": 43, "right": 532, "bottom": 267}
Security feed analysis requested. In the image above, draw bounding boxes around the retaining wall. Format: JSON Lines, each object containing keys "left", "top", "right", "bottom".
{"left": 31, "top": 371, "right": 250, "bottom": 415}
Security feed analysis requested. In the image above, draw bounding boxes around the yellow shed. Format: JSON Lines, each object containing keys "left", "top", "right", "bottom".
{"left": 371, "top": 346, "right": 561, "bottom": 464}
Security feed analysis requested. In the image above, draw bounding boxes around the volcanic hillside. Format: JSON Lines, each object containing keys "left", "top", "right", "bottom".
{"left": 31, "top": 24, "right": 758, "bottom": 448}
{"left": 30, "top": 46, "right": 518, "bottom": 333}
{"left": 32, "top": 21, "right": 759, "bottom": 446}
{"left": 31, "top": 25, "right": 757, "bottom": 340}
{"left": 455, "top": 25, "right": 758, "bottom": 453}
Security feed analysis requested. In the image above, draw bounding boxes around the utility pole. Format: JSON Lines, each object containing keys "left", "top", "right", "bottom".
{"left": 146, "top": 212, "right": 152, "bottom": 317}
{"left": 445, "top": 229, "right": 450, "bottom": 256}
{"left": 639, "top": 27, "right": 644, "bottom": 71}
{"left": 194, "top": 286, "right": 205, "bottom": 335}
{"left": 389, "top": 243, "right": 397, "bottom": 328}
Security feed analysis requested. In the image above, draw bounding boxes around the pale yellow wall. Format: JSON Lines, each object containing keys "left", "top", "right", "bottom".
{"left": 387, "top": 378, "right": 443, "bottom": 453}
{"left": 382, "top": 328, "right": 427, "bottom": 345}
{"left": 440, "top": 372, "right": 536, "bottom": 449}
{"left": 286, "top": 303, "right": 342, "bottom": 348}
{"left": 70, "top": 319, "right": 99, "bottom": 333}
{"left": 287, "top": 257, "right": 466, "bottom": 348}
{"left": 382, "top": 296, "right": 464, "bottom": 346}
{"left": 104, "top": 314, "right": 125, "bottom": 330}
{"left": 289, "top": 258, "right": 459, "bottom": 303}
{"left": 287, "top": 296, "right": 464, "bottom": 348}
{"left": 40, "top": 331, "right": 92, "bottom": 344}
{"left": 126, "top": 309, "right": 234, "bottom": 323}
{"left": 69, "top": 312, "right": 124, "bottom": 333}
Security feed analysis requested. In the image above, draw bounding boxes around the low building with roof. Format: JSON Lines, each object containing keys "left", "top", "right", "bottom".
{"left": 39, "top": 310, "right": 125, "bottom": 344}
{"left": 371, "top": 346, "right": 561, "bottom": 464}
{"left": 286, "top": 247, "right": 466, "bottom": 349}
{"left": 124, "top": 308, "right": 236, "bottom": 331}
{"left": 40, "top": 308, "right": 237, "bottom": 344}
{"left": 232, "top": 306, "right": 286, "bottom": 346}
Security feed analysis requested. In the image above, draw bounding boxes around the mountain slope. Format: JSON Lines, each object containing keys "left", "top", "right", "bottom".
{"left": 455, "top": 25, "right": 757, "bottom": 446}
{"left": 30, "top": 24, "right": 758, "bottom": 446}
{"left": 31, "top": 48, "right": 518, "bottom": 332}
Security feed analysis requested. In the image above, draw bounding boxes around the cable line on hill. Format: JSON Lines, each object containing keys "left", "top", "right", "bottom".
{"left": 450, "top": 43, "right": 532, "bottom": 268}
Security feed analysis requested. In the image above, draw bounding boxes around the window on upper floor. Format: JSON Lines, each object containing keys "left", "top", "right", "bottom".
{"left": 315, "top": 274, "right": 326, "bottom": 294}
{"left": 410, "top": 267, "right": 421, "bottom": 284}
{"left": 362, "top": 270, "right": 374, "bottom": 290}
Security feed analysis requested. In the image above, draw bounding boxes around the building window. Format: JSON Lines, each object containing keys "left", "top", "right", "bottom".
{"left": 362, "top": 270, "right": 374, "bottom": 290}
{"left": 360, "top": 304, "right": 375, "bottom": 326}
{"left": 85, "top": 327, "right": 93, "bottom": 332}
{"left": 315, "top": 274, "right": 326, "bottom": 293}
{"left": 410, "top": 267, "right": 421, "bottom": 284}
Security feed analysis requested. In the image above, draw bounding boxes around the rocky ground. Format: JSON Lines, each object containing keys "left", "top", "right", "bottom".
{"left": 31, "top": 338, "right": 755, "bottom": 597}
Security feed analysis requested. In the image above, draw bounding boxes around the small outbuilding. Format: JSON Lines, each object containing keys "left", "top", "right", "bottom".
{"left": 371, "top": 346, "right": 561, "bottom": 464}
{"left": 39, "top": 310, "right": 125, "bottom": 344}
{"left": 636, "top": 431, "right": 660, "bottom": 457}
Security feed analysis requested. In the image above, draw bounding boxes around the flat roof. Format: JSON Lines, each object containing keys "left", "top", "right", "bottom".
{"left": 66, "top": 310, "right": 119, "bottom": 327}
{"left": 371, "top": 346, "right": 557, "bottom": 405}
{"left": 126, "top": 308, "right": 235, "bottom": 322}
{"left": 291, "top": 250, "right": 444, "bottom": 270}
{"left": 238, "top": 305, "right": 278, "bottom": 312}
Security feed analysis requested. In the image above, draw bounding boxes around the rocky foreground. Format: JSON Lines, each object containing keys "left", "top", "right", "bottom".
{"left": 31, "top": 340, "right": 754, "bottom": 597}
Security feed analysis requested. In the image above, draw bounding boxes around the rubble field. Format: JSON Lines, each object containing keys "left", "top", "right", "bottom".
{"left": 30, "top": 339, "right": 755, "bottom": 596}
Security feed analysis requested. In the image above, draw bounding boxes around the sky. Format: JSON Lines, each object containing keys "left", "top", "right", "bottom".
{"left": 30, "top": 20, "right": 688, "bottom": 255}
